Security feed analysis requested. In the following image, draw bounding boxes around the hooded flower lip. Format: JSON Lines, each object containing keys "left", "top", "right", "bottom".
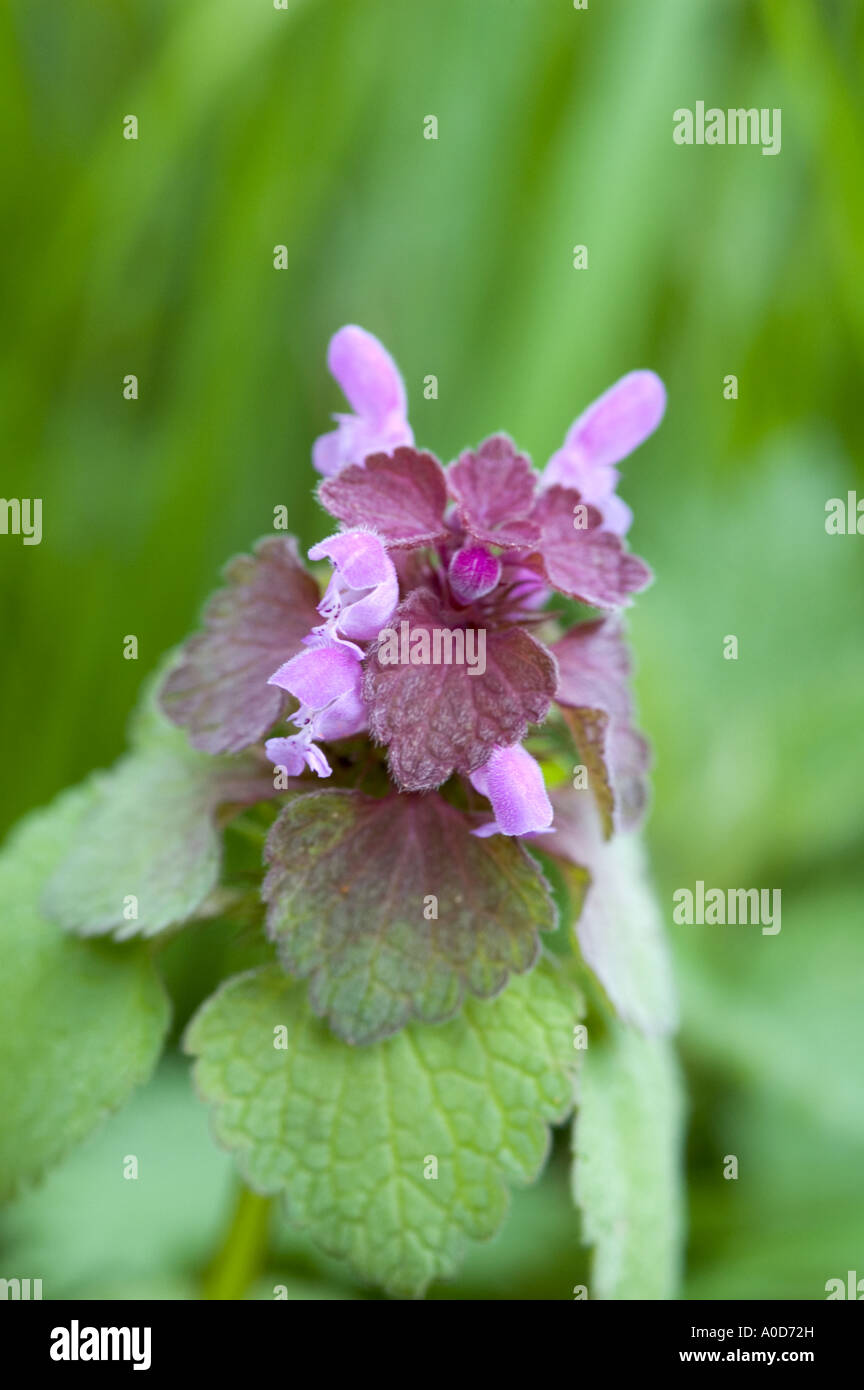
{"left": 542, "top": 370, "right": 667, "bottom": 535}
{"left": 312, "top": 325, "right": 414, "bottom": 477}
{"left": 308, "top": 529, "right": 398, "bottom": 642}
{"left": 266, "top": 634, "right": 367, "bottom": 778}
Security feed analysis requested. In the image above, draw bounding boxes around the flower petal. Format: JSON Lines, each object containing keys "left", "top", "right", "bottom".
{"left": 265, "top": 736, "right": 315, "bottom": 778}
{"left": 549, "top": 370, "right": 666, "bottom": 477}
{"left": 327, "top": 325, "right": 408, "bottom": 422}
{"left": 265, "top": 734, "right": 333, "bottom": 779}
{"left": 543, "top": 372, "right": 665, "bottom": 534}
{"left": 312, "top": 326, "right": 414, "bottom": 476}
{"left": 470, "top": 744, "right": 554, "bottom": 837}
{"left": 268, "top": 639, "right": 362, "bottom": 707}
{"left": 309, "top": 530, "right": 398, "bottom": 641}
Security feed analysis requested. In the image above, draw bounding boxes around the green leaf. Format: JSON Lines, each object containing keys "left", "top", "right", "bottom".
{"left": 0, "top": 785, "right": 170, "bottom": 1202}
{"left": 262, "top": 788, "right": 557, "bottom": 1044}
{"left": 572, "top": 1020, "right": 683, "bottom": 1299}
{"left": 186, "top": 959, "right": 581, "bottom": 1297}
{"left": 43, "top": 665, "right": 272, "bottom": 940}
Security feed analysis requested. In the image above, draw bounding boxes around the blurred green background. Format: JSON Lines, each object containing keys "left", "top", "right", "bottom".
{"left": 1, "top": 0, "right": 863, "bottom": 1299}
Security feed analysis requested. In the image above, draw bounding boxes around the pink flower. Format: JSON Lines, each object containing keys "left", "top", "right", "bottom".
{"left": 470, "top": 743, "right": 554, "bottom": 838}
{"left": 164, "top": 325, "right": 664, "bottom": 845}
{"left": 312, "top": 325, "right": 413, "bottom": 477}
{"left": 542, "top": 371, "right": 666, "bottom": 534}
{"left": 266, "top": 634, "right": 367, "bottom": 777}
{"left": 309, "top": 529, "right": 398, "bottom": 641}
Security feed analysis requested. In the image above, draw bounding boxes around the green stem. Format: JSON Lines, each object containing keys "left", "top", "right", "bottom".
{"left": 201, "top": 1183, "right": 272, "bottom": 1301}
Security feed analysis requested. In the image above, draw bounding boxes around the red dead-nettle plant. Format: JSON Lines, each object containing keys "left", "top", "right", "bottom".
{"left": 3, "top": 327, "right": 681, "bottom": 1299}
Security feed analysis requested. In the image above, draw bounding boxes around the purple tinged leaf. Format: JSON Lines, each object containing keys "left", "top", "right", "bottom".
{"left": 530, "top": 485, "right": 653, "bottom": 608}
{"left": 318, "top": 448, "right": 449, "bottom": 548}
{"left": 554, "top": 616, "right": 633, "bottom": 713}
{"left": 160, "top": 536, "right": 321, "bottom": 754}
{"left": 448, "top": 435, "right": 541, "bottom": 548}
{"left": 43, "top": 678, "right": 277, "bottom": 942}
{"left": 363, "top": 588, "right": 558, "bottom": 791}
{"left": 262, "top": 788, "right": 557, "bottom": 1044}
{"left": 552, "top": 618, "right": 650, "bottom": 833}
{"left": 559, "top": 705, "right": 615, "bottom": 838}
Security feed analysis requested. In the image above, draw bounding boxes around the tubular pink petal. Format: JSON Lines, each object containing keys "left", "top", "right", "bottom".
{"left": 312, "top": 326, "right": 414, "bottom": 476}
{"left": 542, "top": 371, "right": 666, "bottom": 532}
{"left": 327, "top": 325, "right": 408, "bottom": 422}
{"left": 564, "top": 370, "right": 666, "bottom": 471}
{"left": 469, "top": 743, "right": 554, "bottom": 837}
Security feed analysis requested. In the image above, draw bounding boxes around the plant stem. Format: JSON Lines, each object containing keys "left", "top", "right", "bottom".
{"left": 201, "top": 1183, "right": 272, "bottom": 1301}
